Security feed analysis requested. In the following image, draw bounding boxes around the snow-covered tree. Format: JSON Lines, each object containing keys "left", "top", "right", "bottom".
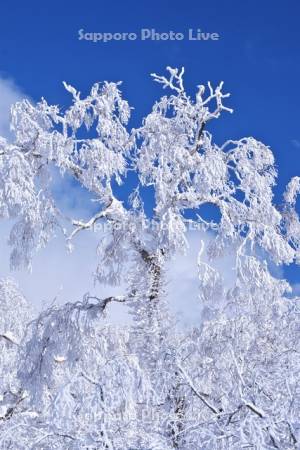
{"left": 0, "top": 278, "right": 32, "bottom": 425}
{"left": 0, "top": 67, "right": 299, "bottom": 449}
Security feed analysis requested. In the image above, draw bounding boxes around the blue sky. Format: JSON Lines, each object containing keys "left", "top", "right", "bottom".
{"left": 0, "top": 0, "right": 300, "bottom": 290}
{"left": 0, "top": 0, "right": 299, "bottom": 194}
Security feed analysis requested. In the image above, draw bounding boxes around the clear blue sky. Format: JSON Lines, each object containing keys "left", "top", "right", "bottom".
{"left": 0, "top": 0, "right": 300, "bottom": 283}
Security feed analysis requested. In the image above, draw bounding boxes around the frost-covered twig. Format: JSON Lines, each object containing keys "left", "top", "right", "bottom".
{"left": 151, "top": 66, "right": 185, "bottom": 94}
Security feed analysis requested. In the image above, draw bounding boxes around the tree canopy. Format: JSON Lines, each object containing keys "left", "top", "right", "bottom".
{"left": 0, "top": 68, "right": 299, "bottom": 449}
